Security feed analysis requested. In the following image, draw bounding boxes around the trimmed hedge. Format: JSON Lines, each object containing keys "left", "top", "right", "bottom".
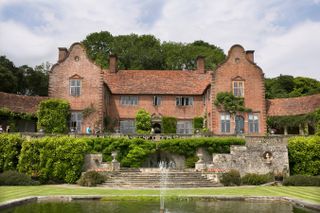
{"left": 0, "top": 134, "right": 23, "bottom": 172}
{"left": 241, "top": 173, "right": 273, "bottom": 185}
{"left": 288, "top": 136, "right": 320, "bottom": 176}
{"left": 18, "top": 136, "right": 89, "bottom": 183}
{"left": 162, "top": 117, "right": 177, "bottom": 133}
{"left": 0, "top": 170, "right": 39, "bottom": 186}
{"left": 283, "top": 175, "right": 320, "bottom": 186}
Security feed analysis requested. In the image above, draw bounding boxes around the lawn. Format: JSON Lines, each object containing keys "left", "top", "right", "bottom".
{"left": 0, "top": 185, "right": 319, "bottom": 204}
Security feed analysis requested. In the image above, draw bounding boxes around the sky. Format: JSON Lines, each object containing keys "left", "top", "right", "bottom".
{"left": 0, "top": 0, "right": 319, "bottom": 79}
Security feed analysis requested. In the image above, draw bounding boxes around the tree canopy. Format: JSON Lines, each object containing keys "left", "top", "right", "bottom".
{"left": 82, "top": 31, "right": 226, "bottom": 70}
{"left": 0, "top": 56, "right": 49, "bottom": 96}
{"left": 265, "top": 75, "right": 320, "bottom": 99}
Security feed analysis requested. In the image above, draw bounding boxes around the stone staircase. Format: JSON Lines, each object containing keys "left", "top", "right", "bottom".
{"left": 101, "top": 168, "right": 220, "bottom": 188}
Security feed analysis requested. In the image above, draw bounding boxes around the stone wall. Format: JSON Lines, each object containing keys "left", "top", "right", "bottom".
{"left": 208, "top": 136, "right": 289, "bottom": 176}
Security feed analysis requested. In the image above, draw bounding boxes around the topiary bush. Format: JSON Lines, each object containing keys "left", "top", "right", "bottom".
{"left": 37, "top": 99, "right": 70, "bottom": 133}
{"left": 283, "top": 175, "right": 320, "bottom": 186}
{"left": 0, "top": 170, "right": 39, "bottom": 186}
{"left": 77, "top": 171, "right": 106, "bottom": 187}
{"left": 220, "top": 169, "right": 241, "bottom": 186}
{"left": 0, "top": 134, "right": 24, "bottom": 172}
{"left": 162, "top": 117, "right": 177, "bottom": 134}
{"left": 135, "top": 109, "right": 151, "bottom": 134}
{"left": 288, "top": 136, "right": 320, "bottom": 176}
{"left": 241, "top": 173, "right": 274, "bottom": 185}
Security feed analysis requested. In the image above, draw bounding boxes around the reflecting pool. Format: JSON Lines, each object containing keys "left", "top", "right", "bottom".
{"left": 2, "top": 199, "right": 316, "bottom": 213}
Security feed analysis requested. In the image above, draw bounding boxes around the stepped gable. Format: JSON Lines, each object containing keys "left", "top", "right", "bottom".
{"left": 104, "top": 70, "right": 211, "bottom": 95}
{"left": 0, "top": 92, "right": 48, "bottom": 114}
{"left": 267, "top": 94, "right": 320, "bottom": 116}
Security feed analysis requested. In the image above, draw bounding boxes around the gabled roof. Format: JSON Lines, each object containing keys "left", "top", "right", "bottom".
{"left": 104, "top": 70, "right": 211, "bottom": 95}
{"left": 267, "top": 94, "right": 320, "bottom": 116}
{"left": 0, "top": 92, "right": 48, "bottom": 114}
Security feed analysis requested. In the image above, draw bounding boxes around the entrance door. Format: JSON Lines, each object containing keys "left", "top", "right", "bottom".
{"left": 235, "top": 115, "right": 244, "bottom": 134}
{"left": 152, "top": 123, "right": 161, "bottom": 133}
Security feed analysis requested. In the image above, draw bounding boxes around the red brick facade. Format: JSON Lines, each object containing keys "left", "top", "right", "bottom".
{"left": 47, "top": 43, "right": 320, "bottom": 134}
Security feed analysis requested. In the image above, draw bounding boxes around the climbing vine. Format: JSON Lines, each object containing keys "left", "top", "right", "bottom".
{"left": 214, "top": 92, "right": 251, "bottom": 114}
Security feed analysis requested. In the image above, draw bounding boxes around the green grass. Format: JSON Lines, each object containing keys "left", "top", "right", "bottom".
{"left": 0, "top": 185, "right": 319, "bottom": 204}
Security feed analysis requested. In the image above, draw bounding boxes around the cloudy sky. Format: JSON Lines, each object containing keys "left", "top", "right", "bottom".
{"left": 0, "top": 0, "right": 319, "bottom": 79}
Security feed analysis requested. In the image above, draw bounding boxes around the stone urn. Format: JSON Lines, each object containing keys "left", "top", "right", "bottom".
{"left": 111, "top": 151, "right": 118, "bottom": 162}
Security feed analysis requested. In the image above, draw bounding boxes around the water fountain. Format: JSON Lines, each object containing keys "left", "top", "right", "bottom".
{"left": 159, "top": 161, "right": 175, "bottom": 213}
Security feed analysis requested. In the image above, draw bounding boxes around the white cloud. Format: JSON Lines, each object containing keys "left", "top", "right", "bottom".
{"left": 0, "top": 0, "right": 319, "bottom": 80}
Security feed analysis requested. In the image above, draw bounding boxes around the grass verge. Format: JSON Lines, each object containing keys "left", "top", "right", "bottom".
{"left": 0, "top": 185, "right": 319, "bottom": 204}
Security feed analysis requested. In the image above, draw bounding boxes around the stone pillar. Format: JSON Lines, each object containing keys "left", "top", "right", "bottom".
{"left": 284, "top": 126, "right": 288, "bottom": 135}
{"left": 304, "top": 122, "right": 309, "bottom": 135}
{"left": 195, "top": 153, "right": 206, "bottom": 171}
{"left": 299, "top": 124, "right": 304, "bottom": 135}
{"left": 111, "top": 151, "right": 120, "bottom": 171}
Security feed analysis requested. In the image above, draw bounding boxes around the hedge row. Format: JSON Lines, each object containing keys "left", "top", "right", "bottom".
{"left": 288, "top": 136, "right": 320, "bottom": 176}
{"left": 0, "top": 134, "right": 23, "bottom": 172}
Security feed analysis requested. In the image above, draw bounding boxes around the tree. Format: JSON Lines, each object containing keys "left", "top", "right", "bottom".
{"left": 82, "top": 31, "right": 226, "bottom": 70}
{"left": 0, "top": 56, "right": 18, "bottom": 93}
{"left": 135, "top": 109, "right": 151, "bottom": 134}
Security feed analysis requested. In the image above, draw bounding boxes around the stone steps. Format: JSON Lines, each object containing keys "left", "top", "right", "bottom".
{"left": 101, "top": 170, "right": 220, "bottom": 188}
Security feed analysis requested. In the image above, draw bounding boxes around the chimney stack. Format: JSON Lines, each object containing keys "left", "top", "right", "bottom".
{"left": 196, "top": 56, "right": 205, "bottom": 74}
{"left": 245, "top": 50, "right": 254, "bottom": 63}
{"left": 109, "top": 55, "right": 118, "bottom": 73}
{"left": 58, "top": 47, "right": 68, "bottom": 62}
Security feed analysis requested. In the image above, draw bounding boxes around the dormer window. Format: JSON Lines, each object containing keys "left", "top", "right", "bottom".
{"left": 233, "top": 81, "right": 244, "bottom": 97}
{"left": 70, "top": 79, "right": 81, "bottom": 96}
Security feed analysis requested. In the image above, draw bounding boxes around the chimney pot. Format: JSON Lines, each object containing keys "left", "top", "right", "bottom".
{"left": 245, "top": 50, "right": 254, "bottom": 63}
{"left": 58, "top": 47, "right": 68, "bottom": 62}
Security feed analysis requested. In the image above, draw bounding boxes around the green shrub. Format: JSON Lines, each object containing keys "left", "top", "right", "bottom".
{"left": 193, "top": 117, "right": 204, "bottom": 132}
{"left": 283, "top": 175, "right": 320, "bottom": 186}
{"left": 135, "top": 109, "right": 151, "bottom": 134}
{"left": 18, "top": 136, "right": 90, "bottom": 183}
{"left": 220, "top": 169, "right": 241, "bottom": 186}
{"left": 241, "top": 173, "right": 274, "bottom": 185}
{"left": 288, "top": 136, "right": 320, "bottom": 175}
{"left": 0, "top": 134, "right": 24, "bottom": 172}
{"left": 162, "top": 117, "right": 177, "bottom": 133}
{"left": 0, "top": 170, "right": 39, "bottom": 185}
{"left": 77, "top": 171, "right": 106, "bottom": 187}
{"left": 185, "top": 156, "right": 198, "bottom": 168}
{"left": 37, "top": 99, "right": 70, "bottom": 133}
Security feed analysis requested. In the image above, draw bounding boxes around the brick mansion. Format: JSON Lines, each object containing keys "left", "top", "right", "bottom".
{"left": 1, "top": 43, "right": 319, "bottom": 135}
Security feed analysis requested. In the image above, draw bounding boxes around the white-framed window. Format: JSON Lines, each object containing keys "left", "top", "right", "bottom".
{"left": 248, "top": 113, "right": 259, "bottom": 133}
{"left": 120, "top": 120, "right": 135, "bottom": 134}
{"left": 233, "top": 81, "right": 244, "bottom": 97}
{"left": 153, "top": 96, "right": 161, "bottom": 106}
{"left": 70, "top": 79, "right": 81, "bottom": 96}
{"left": 70, "top": 112, "right": 82, "bottom": 133}
{"left": 176, "top": 96, "right": 193, "bottom": 106}
{"left": 220, "top": 112, "right": 231, "bottom": 133}
{"left": 176, "top": 120, "right": 193, "bottom": 134}
{"left": 120, "top": 96, "right": 138, "bottom": 105}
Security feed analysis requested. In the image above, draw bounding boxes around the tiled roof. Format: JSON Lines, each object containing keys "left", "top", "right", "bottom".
{"left": 0, "top": 92, "right": 48, "bottom": 114}
{"left": 104, "top": 70, "right": 211, "bottom": 95}
{"left": 267, "top": 94, "right": 320, "bottom": 116}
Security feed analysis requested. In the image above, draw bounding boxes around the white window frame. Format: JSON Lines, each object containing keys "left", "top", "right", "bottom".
{"left": 176, "top": 120, "right": 193, "bottom": 134}
{"left": 153, "top": 96, "right": 161, "bottom": 106}
{"left": 120, "top": 96, "right": 138, "bottom": 106}
{"left": 233, "top": 81, "right": 244, "bottom": 97}
{"left": 120, "top": 120, "right": 136, "bottom": 134}
{"left": 248, "top": 113, "right": 259, "bottom": 133}
{"left": 70, "top": 79, "right": 81, "bottom": 96}
{"left": 70, "top": 112, "right": 82, "bottom": 133}
{"left": 220, "top": 112, "right": 231, "bottom": 133}
{"left": 176, "top": 96, "right": 194, "bottom": 106}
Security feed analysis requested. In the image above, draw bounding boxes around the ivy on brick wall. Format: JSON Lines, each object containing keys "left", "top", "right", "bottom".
{"left": 214, "top": 92, "right": 251, "bottom": 115}
{"left": 162, "top": 116, "right": 177, "bottom": 134}
{"left": 135, "top": 109, "right": 151, "bottom": 134}
{"left": 37, "top": 99, "right": 70, "bottom": 133}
